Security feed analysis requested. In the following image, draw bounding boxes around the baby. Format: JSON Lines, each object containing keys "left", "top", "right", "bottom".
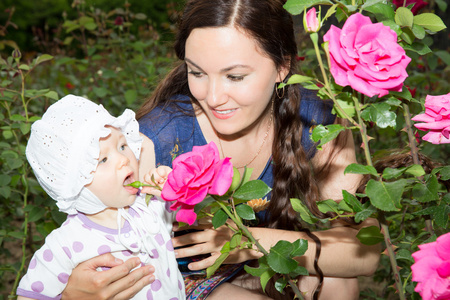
{"left": 16, "top": 95, "right": 184, "bottom": 300}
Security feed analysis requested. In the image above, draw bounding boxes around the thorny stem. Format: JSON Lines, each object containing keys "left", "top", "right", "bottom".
{"left": 352, "top": 96, "right": 373, "bottom": 167}
{"left": 215, "top": 200, "right": 305, "bottom": 300}
{"left": 402, "top": 104, "right": 434, "bottom": 235}
{"left": 379, "top": 213, "right": 406, "bottom": 300}
{"left": 310, "top": 32, "right": 359, "bottom": 128}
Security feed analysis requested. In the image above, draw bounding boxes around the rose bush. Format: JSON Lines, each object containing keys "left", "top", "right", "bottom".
{"left": 412, "top": 93, "right": 450, "bottom": 144}
{"left": 411, "top": 233, "right": 450, "bottom": 300}
{"left": 323, "top": 13, "right": 411, "bottom": 98}
{"left": 161, "top": 142, "right": 233, "bottom": 225}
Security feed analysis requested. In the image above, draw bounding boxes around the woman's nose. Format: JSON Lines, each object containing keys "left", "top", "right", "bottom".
{"left": 206, "top": 78, "right": 227, "bottom": 106}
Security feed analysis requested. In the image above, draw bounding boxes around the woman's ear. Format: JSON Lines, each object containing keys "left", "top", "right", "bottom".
{"left": 276, "top": 59, "right": 291, "bottom": 83}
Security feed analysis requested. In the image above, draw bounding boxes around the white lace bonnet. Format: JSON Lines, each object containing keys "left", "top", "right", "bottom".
{"left": 26, "top": 94, "right": 142, "bottom": 215}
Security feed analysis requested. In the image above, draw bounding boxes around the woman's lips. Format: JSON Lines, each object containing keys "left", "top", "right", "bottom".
{"left": 210, "top": 107, "right": 237, "bottom": 119}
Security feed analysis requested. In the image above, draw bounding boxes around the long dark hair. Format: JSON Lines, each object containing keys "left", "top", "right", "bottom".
{"left": 136, "top": 0, "right": 333, "bottom": 298}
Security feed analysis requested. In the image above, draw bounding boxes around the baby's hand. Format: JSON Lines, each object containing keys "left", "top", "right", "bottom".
{"left": 141, "top": 166, "right": 172, "bottom": 196}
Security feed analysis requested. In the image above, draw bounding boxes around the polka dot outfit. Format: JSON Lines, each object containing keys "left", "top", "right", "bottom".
{"left": 17, "top": 195, "right": 185, "bottom": 300}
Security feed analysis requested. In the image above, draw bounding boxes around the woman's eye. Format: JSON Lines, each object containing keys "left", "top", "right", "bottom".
{"left": 227, "top": 75, "right": 244, "bottom": 82}
{"left": 188, "top": 70, "right": 203, "bottom": 78}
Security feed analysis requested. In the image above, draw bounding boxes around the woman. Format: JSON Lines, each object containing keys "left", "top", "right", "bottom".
{"left": 62, "top": 0, "right": 380, "bottom": 299}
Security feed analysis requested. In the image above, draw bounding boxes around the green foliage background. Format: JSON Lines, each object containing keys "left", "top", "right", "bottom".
{"left": 0, "top": 0, "right": 448, "bottom": 299}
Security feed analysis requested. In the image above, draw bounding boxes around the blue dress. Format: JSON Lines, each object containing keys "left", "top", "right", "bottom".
{"left": 138, "top": 88, "right": 335, "bottom": 299}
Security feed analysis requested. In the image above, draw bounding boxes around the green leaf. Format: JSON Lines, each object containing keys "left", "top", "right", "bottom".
{"left": 401, "top": 27, "right": 415, "bottom": 45}
{"left": 20, "top": 123, "right": 31, "bottom": 135}
{"left": 8, "top": 231, "right": 26, "bottom": 239}
{"left": 342, "top": 190, "right": 363, "bottom": 212}
{"left": 0, "top": 186, "right": 11, "bottom": 198}
{"left": 19, "top": 64, "right": 30, "bottom": 71}
{"left": 274, "top": 277, "right": 287, "bottom": 293}
{"left": 433, "top": 203, "right": 450, "bottom": 228}
{"left": 93, "top": 87, "right": 109, "bottom": 98}
{"left": 233, "top": 180, "right": 271, "bottom": 201}
{"left": 344, "top": 163, "right": 378, "bottom": 177}
{"left": 382, "top": 167, "right": 407, "bottom": 180}
{"left": 244, "top": 256, "right": 275, "bottom": 292}
{"left": 35, "top": 54, "right": 53, "bottom": 66}
{"left": 289, "top": 265, "right": 309, "bottom": 277}
{"left": 0, "top": 175, "right": 11, "bottom": 186}
{"left": 279, "top": 74, "right": 314, "bottom": 88}
{"left": 267, "top": 241, "right": 298, "bottom": 274}
{"left": 411, "top": 24, "right": 425, "bottom": 39}
{"left": 283, "top": 0, "right": 333, "bottom": 15}
{"left": 290, "top": 198, "right": 319, "bottom": 224}
{"left": 434, "top": 50, "right": 450, "bottom": 66}
{"left": 412, "top": 175, "right": 439, "bottom": 202}
{"left": 28, "top": 206, "right": 47, "bottom": 223}
{"left": 125, "top": 89, "right": 137, "bottom": 106}
{"left": 396, "top": 248, "right": 414, "bottom": 263}
{"left": 44, "top": 91, "right": 59, "bottom": 100}
{"left": 413, "top": 13, "right": 447, "bottom": 32}
{"left": 311, "top": 124, "right": 346, "bottom": 149}
{"left": 361, "top": 103, "right": 396, "bottom": 129}
{"left": 366, "top": 179, "right": 406, "bottom": 211}
{"left": 364, "top": 2, "right": 395, "bottom": 21}
{"left": 435, "top": 0, "right": 447, "bottom": 11}
{"left": 333, "top": 97, "right": 356, "bottom": 118}
{"left": 355, "top": 203, "right": 377, "bottom": 223}
{"left": 206, "top": 251, "right": 229, "bottom": 278}
{"left": 236, "top": 204, "right": 256, "bottom": 220}
{"left": 356, "top": 226, "right": 384, "bottom": 246}
{"left": 290, "top": 239, "right": 308, "bottom": 257}
{"left": 230, "top": 233, "right": 242, "bottom": 249}
{"left": 402, "top": 42, "right": 432, "bottom": 55}
{"left": 317, "top": 199, "right": 339, "bottom": 214}
{"left": 438, "top": 166, "right": 450, "bottom": 180}
{"left": 395, "top": 7, "right": 414, "bottom": 28}
{"left": 212, "top": 208, "right": 229, "bottom": 229}
{"left": 405, "top": 164, "right": 426, "bottom": 177}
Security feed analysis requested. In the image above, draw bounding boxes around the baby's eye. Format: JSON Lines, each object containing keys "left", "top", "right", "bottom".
{"left": 99, "top": 157, "right": 107, "bottom": 164}
{"left": 227, "top": 74, "right": 245, "bottom": 82}
{"left": 120, "top": 144, "right": 127, "bottom": 151}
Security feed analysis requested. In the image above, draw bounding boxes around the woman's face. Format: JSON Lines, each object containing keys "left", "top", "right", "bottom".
{"left": 185, "top": 26, "right": 288, "bottom": 136}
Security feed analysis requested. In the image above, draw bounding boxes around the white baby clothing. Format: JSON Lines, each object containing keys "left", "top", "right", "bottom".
{"left": 17, "top": 195, "right": 185, "bottom": 300}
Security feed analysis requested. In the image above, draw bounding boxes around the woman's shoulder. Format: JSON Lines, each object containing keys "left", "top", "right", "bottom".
{"left": 298, "top": 87, "right": 335, "bottom": 126}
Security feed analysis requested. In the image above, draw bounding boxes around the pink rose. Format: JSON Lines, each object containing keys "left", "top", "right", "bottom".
{"left": 412, "top": 93, "right": 450, "bottom": 144}
{"left": 323, "top": 13, "right": 411, "bottom": 98}
{"left": 161, "top": 142, "right": 233, "bottom": 225}
{"left": 411, "top": 233, "right": 450, "bottom": 300}
{"left": 392, "top": 0, "right": 428, "bottom": 15}
{"left": 304, "top": 7, "right": 319, "bottom": 33}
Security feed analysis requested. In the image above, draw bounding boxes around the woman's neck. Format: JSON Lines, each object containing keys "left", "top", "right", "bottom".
{"left": 85, "top": 207, "right": 129, "bottom": 229}
{"left": 194, "top": 101, "right": 274, "bottom": 180}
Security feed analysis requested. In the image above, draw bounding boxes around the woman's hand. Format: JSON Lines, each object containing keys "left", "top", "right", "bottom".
{"left": 172, "top": 222, "right": 259, "bottom": 271}
{"left": 61, "top": 253, "right": 155, "bottom": 300}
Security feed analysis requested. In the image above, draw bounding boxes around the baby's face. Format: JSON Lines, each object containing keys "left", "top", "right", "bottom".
{"left": 85, "top": 126, "right": 139, "bottom": 208}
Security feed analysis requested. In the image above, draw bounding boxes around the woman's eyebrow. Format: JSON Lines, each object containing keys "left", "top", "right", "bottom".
{"left": 185, "top": 58, "right": 251, "bottom": 73}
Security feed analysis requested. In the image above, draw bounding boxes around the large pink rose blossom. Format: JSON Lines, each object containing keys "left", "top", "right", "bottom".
{"left": 161, "top": 142, "right": 233, "bottom": 225}
{"left": 323, "top": 13, "right": 411, "bottom": 98}
{"left": 392, "top": 0, "right": 428, "bottom": 15}
{"left": 412, "top": 93, "right": 450, "bottom": 144}
{"left": 411, "top": 233, "right": 450, "bottom": 300}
